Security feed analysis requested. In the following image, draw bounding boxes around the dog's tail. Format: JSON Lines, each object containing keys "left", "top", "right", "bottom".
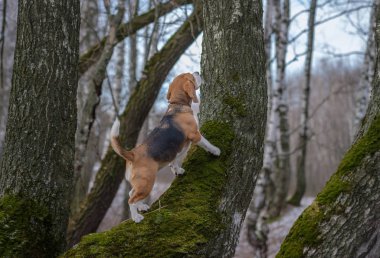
{"left": 110, "top": 119, "right": 134, "bottom": 161}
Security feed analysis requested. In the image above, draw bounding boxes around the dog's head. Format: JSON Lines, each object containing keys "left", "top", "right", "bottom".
{"left": 167, "top": 72, "right": 203, "bottom": 105}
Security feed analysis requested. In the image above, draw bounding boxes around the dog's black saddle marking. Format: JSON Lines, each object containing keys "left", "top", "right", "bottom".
{"left": 145, "top": 115, "right": 185, "bottom": 162}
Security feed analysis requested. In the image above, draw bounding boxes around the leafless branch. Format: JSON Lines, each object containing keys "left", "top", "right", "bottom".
{"left": 289, "top": 5, "right": 371, "bottom": 44}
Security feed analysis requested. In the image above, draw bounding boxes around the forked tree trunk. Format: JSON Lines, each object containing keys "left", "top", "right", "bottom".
{"left": 288, "top": 0, "right": 317, "bottom": 206}
{"left": 63, "top": 0, "right": 267, "bottom": 257}
{"left": 277, "top": 3, "right": 380, "bottom": 257}
{"left": 66, "top": 3, "right": 204, "bottom": 247}
{"left": 0, "top": 1, "right": 80, "bottom": 256}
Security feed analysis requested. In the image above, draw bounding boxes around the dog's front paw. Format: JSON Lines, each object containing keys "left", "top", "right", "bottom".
{"left": 132, "top": 213, "right": 144, "bottom": 223}
{"left": 210, "top": 146, "right": 221, "bottom": 156}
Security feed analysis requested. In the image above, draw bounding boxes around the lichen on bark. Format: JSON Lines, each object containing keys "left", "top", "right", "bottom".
{"left": 63, "top": 121, "right": 234, "bottom": 257}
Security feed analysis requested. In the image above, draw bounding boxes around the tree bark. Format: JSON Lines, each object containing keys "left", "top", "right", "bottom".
{"left": 66, "top": 3, "right": 204, "bottom": 247}
{"left": 121, "top": 0, "right": 139, "bottom": 221}
{"left": 267, "top": 0, "right": 291, "bottom": 218}
{"left": 79, "top": 0, "right": 192, "bottom": 77}
{"left": 198, "top": 0, "right": 267, "bottom": 255}
{"left": 353, "top": 0, "right": 377, "bottom": 135}
{"left": 63, "top": 0, "right": 267, "bottom": 256}
{"left": 246, "top": 0, "right": 274, "bottom": 256}
{"left": 72, "top": 0, "right": 125, "bottom": 216}
{"left": 0, "top": 1, "right": 79, "bottom": 257}
{"left": 288, "top": 0, "right": 317, "bottom": 206}
{"left": 277, "top": 2, "right": 380, "bottom": 257}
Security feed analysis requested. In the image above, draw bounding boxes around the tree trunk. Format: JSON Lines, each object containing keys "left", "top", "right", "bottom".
{"left": 0, "top": 1, "right": 79, "bottom": 257}
{"left": 121, "top": 0, "right": 139, "bottom": 221}
{"left": 277, "top": 3, "right": 380, "bottom": 257}
{"left": 79, "top": 0, "right": 192, "bottom": 77}
{"left": 63, "top": 0, "right": 267, "bottom": 256}
{"left": 353, "top": 0, "right": 377, "bottom": 136}
{"left": 246, "top": 0, "right": 274, "bottom": 256}
{"left": 66, "top": 4, "right": 204, "bottom": 247}
{"left": 72, "top": 2, "right": 125, "bottom": 215}
{"left": 288, "top": 0, "right": 317, "bottom": 206}
{"left": 268, "top": 0, "right": 291, "bottom": 218}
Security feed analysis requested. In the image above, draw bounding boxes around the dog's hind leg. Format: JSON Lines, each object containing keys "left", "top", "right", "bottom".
{"left": 135, "top": 200, "right": 150, "bottom": 212}
{"left": 169, "top": 143, "right": 190, "bottom": 176}
{"left": 128, "top": 189, "right": 144, "bottom": 223}
{"left": 129, "top": 186, "right": 152, "bottom": 222}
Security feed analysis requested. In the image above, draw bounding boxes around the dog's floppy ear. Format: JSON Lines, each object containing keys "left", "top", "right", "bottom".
{"left": 184, "top": 80, "right": 199, "bottom": 103}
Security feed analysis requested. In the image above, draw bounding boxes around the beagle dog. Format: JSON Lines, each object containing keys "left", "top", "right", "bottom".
{"left": 110, "top": 72, "right": 221, "bottom": 223}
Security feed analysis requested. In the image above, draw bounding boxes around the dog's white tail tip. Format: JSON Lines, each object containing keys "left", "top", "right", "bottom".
{"left": 111, "top": 118, "right": 120, "bottom": 137}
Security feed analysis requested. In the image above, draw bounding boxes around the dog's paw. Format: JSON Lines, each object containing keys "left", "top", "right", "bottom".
{"left": 210, "top": 146, "right": 221, "bottom": 156}
{"left": 136, "top": 203, "right": 150, "bottom": 212}
{"left": 132, "top": 213, "right": 144, "bottom": 223}
{"left": 178, "top": 167, "right": 185, "bottom": 175}
{"left": 170, "top": 165, "right": 185, "bottom": 176}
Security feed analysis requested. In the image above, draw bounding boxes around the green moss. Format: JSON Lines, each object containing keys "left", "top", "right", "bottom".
{"left": 63, "top": 121, "right": 234, "bottom": 258}
{"left": 223, "top": 95, "right": 247, "bottom": 117}
{"left": 318, "top": 115, "right": 380, "bottom": 205}
{"left": 277, "top": 115, "right": 380, "bottom": 257}
{"left": 276, "top": 202, "right": 323, "bottom": 258}
{"left": 339, "top": 115, "right": 380, "bottom": 173}
{"left": 0, "top": 194, "right": 56, "bottom": 257}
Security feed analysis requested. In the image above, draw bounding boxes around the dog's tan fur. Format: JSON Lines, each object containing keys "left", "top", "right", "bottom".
{"left": 111, "top": 72, "right": 220, "bottom": 222}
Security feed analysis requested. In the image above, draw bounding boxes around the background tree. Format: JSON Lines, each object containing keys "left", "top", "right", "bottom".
{"left": 353, "top": 0, "right": 377, "bottom": 135}
{"left": 63, "top": 0, "right": 267, "bottom": 256}
{"left": 246, "top": 0, "right": 274, "bottom": 256}
{"left": 0, "top": 1, "right": 80, "bottom": 257}
{"left": 72, "top": 0, "right": 125, "bottom": 215}
{"left": 277, "top": 1, "right": 380, "bottom": 256}
{"left": 288, "top": 0, "right": 318, "bottom": 206}
{"left": 268, "top": 0, "right": 291, "bottom": 218}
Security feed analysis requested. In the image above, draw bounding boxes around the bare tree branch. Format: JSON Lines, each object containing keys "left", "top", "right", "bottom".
{"left": 79, "top": 0, "right": 192, "bottom": 76}
{"left": 289, "top": 5, "right": 371, "bottom": 44}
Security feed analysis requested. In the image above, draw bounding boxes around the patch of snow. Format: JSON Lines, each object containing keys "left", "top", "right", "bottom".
{"left": 234, "top": 197, "right": 314, "bottom": 258}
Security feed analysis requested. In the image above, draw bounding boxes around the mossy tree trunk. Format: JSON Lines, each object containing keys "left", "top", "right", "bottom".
{"left": 199, "top": 0, "right": 267, "bottom": 255}
{"left": 63, "top": 0, "right": 267, "bottom": 257}
{"left": 277, "top": 2, "right": 380, "bottom": 257}
{"left": 0, "top": 1, "right": 79, "bottom": 257}
{"left": 67, "top": 3, "right": 204, "bottom": 247}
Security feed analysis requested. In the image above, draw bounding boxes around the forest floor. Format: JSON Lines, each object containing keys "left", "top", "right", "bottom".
{"left": 234, "top": 197, "right": 314, "bottom": 258}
